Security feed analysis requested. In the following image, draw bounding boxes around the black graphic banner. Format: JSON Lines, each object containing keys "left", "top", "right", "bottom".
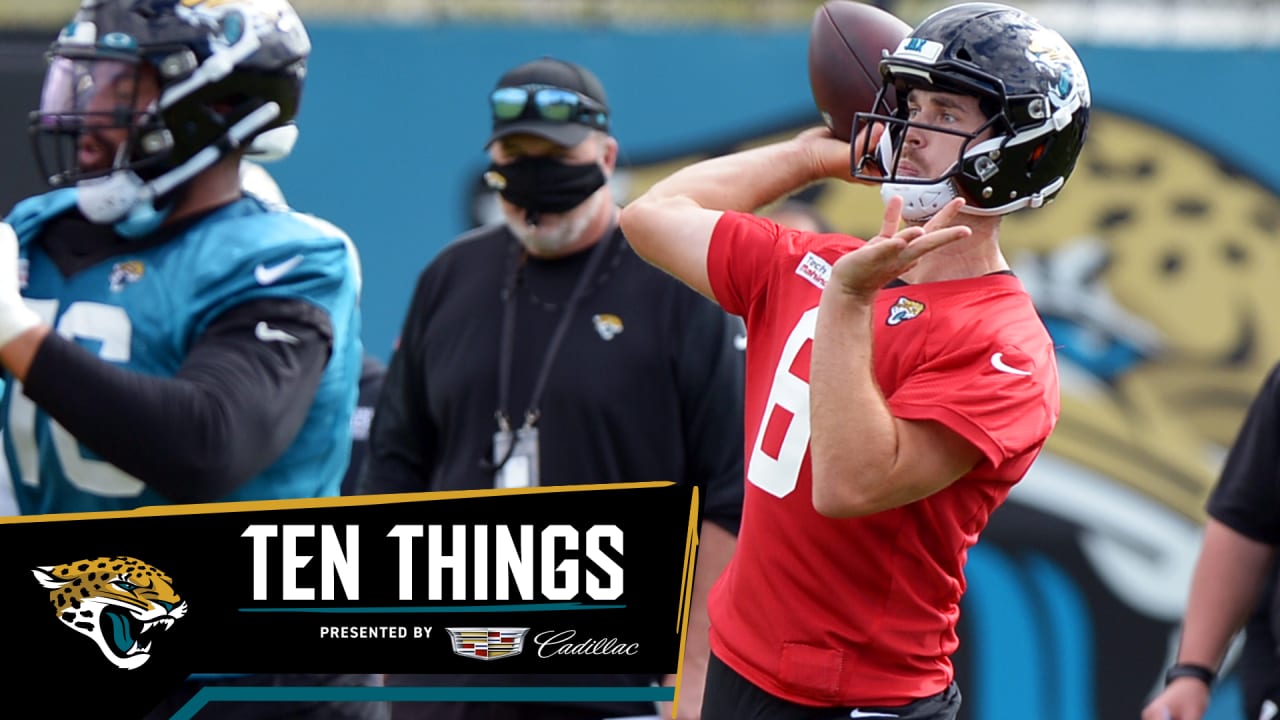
{"left": 8, "top": 482, "right": 696, "bottom": 718}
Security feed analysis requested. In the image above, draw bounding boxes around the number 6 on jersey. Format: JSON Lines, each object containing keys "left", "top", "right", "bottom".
{"left": 747, "top": 307, "right": 818, "bottom": 498}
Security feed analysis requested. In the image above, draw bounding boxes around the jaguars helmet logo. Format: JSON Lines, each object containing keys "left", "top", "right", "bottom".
{"left": 886, "top": 296, "right": 925, "bottom": 326}
{"left": 33, "top": 556, "right": 187, "bottom": 670}
{"left": 1025, "top": 29, "right": 1091, "bottom": 106}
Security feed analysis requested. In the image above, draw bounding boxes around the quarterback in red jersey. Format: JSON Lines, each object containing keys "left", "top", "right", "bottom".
{"left": 620, "top": 3, "right": 1090, "bottom": 719}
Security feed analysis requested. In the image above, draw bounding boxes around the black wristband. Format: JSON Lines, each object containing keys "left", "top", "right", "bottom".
{"left": 1164, "top": 663, "right": 1216, "bottom": 687}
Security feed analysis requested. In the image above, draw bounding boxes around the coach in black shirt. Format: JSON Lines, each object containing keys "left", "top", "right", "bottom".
{"left": 1144, "top": 362, "right": 1280, "bottom": 720}
{"left": 358, "top": 56, "right": 744, "bottom": 720}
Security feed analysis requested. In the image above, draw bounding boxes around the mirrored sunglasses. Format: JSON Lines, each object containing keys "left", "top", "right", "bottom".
{"left": 490, "top": 85, "right": 608, "bottom": 130}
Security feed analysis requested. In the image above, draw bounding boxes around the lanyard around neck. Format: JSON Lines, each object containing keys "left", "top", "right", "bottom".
{"left": 496, "top": 228, "right": 615, "bottom": 432}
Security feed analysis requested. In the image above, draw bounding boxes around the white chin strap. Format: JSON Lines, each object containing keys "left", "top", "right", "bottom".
{"left": 76, "top": 101, "right": 283, "bottom": 227}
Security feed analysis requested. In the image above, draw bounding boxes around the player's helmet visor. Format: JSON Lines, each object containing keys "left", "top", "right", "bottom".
{"left": 30, "top": 56, "right": 165, "bottom": 188}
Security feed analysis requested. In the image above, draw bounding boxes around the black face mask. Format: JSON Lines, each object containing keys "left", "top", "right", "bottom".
{"left": 485, "top": 156, "right": 606, "bottom": 215}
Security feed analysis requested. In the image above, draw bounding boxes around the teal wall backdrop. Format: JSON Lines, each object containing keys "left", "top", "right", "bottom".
{"left": 270, "top": 24, "right": 822, "bottom": 359}
{"left": 267, "top": 24, "right": 1279, "bottom": 363}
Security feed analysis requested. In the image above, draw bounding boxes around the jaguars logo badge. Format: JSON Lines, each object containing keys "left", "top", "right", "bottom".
{"left": 886, "top": 296, "right": 925, "bottom": 326}
{"left": 108, "top": 260, "right": 144, "bottom": 292}
{"left": 33, "top": 556, "right": 187, "bottom": 670}
{"left": 592, "top": 313, "right": 624, "bottom": 341}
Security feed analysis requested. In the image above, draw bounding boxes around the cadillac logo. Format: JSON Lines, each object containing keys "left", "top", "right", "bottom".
{"left": 446, "top": 627, "right": 530, "bottom": 660}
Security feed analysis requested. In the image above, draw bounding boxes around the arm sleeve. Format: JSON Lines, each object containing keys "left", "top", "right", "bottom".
{"left": 706, "top": 212, "right": 785, "bottom": 316}
{"left": 356, "top": 271, "right": 438, "bottom": 495}
{"left": 1207, "top": 363, "right": 1280, "bottom": 545}
{"left": 22, "top": 297, "right": 331, "bottom": 503}
{"left": 889, "top": 321, "right": 1058, "bottom": 469}
{"left": 706, "top": 211, "right": 829, "bottom": 317}
{"left": 674, "top": 293, "right": 746, "bottom": 535}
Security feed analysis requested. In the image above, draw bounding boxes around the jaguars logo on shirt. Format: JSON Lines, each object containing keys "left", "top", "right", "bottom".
{"left": 885, "top": 296, "right": 925, "bottom": 326}
{"left": 592, "top": 313, "right": 624, "bottom": 341}
{"left": 108, "top": 260, "right": 145, "bottom": 292}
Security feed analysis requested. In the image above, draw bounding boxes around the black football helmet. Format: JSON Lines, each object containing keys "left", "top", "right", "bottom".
{"left": 30, "top": 0, "right": 310, "bottom": 230}
{"left": 851, "top": 2, "right": 1090, "bottom": 221}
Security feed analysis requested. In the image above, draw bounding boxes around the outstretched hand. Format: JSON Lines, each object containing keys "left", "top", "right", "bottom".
{"left": 829, "top": 195, "right": 971, "bottom": 301}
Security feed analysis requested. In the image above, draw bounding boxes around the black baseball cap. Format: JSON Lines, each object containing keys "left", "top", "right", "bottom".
{"left": 485, "top": 57, "right": 610, "bottom": 148}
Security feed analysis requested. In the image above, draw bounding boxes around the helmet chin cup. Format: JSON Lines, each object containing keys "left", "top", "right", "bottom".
{"left": 77, "top": 171, "right": 148, "bottom": 224}
{"left": 245, "top": 123, "right": 298, "bottom": 162}
{"left": 881, "top": 180, "right": 957, "bottom": 223}
{"left": 76, "top": 171, "right": 172, "bottom": 238}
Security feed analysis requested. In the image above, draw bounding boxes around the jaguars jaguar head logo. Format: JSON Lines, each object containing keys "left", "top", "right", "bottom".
{"left": 592, "top": 313, "right": 624, "bottom": 341}
{"left": 33, "top": 556, "right": 187, "bottom": 670}
{"left": 108, "top": 260, "right": 144, "bottom": 292}
{"left": 886, "top": 296, "right": 925, "bottom": 326}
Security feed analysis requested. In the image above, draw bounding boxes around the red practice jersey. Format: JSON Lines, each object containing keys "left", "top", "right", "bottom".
{"left": 705, "top": 211, "right": 1060, "bottom": 706}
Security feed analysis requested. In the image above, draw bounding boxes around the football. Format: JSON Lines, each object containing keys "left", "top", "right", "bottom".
{"left": 808, "top": 0, "right": 912, "bottom": 141}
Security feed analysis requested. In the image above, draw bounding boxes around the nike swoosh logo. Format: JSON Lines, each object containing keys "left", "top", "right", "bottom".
{"left": 990, "top": 352, "right": 1032, "bottom": 376}
{"left": 255, "top": 321, "right": 299, "bottom": 344}
{"left": 254, "top": 254, "right": 304, "bottom": 285}
{"left": 849, "top": 711, "right": 898, "bottom": 719}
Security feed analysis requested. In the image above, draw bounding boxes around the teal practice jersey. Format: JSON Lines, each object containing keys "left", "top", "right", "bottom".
{"left": 2, "top": 189, "right": 363, "bottom": 514}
